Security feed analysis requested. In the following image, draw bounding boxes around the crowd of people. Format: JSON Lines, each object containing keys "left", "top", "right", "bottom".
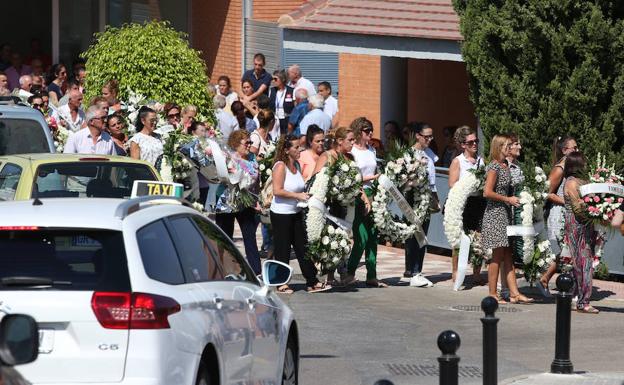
{"left": 2, "top": 45, "right": 619, "bottom": 310}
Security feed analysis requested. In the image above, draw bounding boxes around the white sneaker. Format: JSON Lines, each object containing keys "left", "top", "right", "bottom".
{"left": 410, "top": 273, "right": 434, "bottom": 288}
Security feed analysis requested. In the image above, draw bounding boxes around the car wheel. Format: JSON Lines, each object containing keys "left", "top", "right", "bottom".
{"left": 282, "top": 337, "right": 298, "bottom": 385}
{"left": 196, "top": 362, "right": 211, "bottom": 385}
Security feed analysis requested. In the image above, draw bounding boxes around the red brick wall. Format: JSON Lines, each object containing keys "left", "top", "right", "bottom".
{"left": 253, "top": 0, "right": 305, "bottom": 22}
{"left": 338, "top": 53, "right": 382, "bottom": 136}
{"left": 406, "top": 60, "right": 477, "bottom": 154}
{"left": 191, "top": 0, "right": 242, "bottom": 85}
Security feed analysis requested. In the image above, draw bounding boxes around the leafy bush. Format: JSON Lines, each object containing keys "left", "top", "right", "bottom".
{"left": 453, "top": 1, "right": 624, "bottom": 167}
{"left": 82, "top": 21, "right": 213, "bottom": 119}
{"left": 594, "top": 260, "right": 610, "bottom": 280}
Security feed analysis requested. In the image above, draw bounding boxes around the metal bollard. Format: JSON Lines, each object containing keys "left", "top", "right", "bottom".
{"left": 551, "top": 273, "right": 574, "bottom": 374}
{"left": 481, "top": 296, "right": 499, "bottom": 385}
{"left": 437, "top": 330, "right": 461, "bottom": 385}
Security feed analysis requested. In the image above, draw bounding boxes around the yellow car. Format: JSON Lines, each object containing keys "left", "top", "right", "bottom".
{"left": 0, "top": 153, "right": 160, "bottom": 201}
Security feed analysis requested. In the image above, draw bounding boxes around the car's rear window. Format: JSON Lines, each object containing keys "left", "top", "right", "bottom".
{"left": 34, "top": 162, "right": 157, "bottom": 198}
{"left": 0, "top": 229, "right": 131, "bottom": 291}
{"left": 0, "top": 118, "right": 50, "bottom": 155}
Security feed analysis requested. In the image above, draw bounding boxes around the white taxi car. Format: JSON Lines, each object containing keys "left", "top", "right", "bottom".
{"left": 0, "top": 194, "right": 299, "bottom": 385}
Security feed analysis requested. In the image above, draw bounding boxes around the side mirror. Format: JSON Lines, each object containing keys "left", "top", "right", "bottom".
{"left": 262, "top": 260, "right": 293, "bottom": 287}
{"left": 0, "top": 314, "right": 39, "bottom": 366}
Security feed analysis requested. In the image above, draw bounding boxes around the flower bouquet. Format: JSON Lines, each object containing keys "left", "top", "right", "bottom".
{"left": 467, "top": 230, "right": 488, "bottom": 268}
{"left": 307, "top": 224, "right": 352, "bottom": 273}
{"left": 523, "top": 239, "right": 556, "bottom": 285}
{"left": 258, "top": 141, "right": 277, "bottom": 188}
{"left": 161, "top": 129, "right": 194, "bottom": 182}
{"left": 52, "top": 123, "right": 70, "bottom": 153}
{"left": 581, "top": 153, "right": 623, "bottom": 224}
{"left": 373, "top": 147, "right": 430, "bottom": 243}
{"left": 326, "top": 155, "right": 362, "bottom": 206}
{"left": 521, "top": 165, "right": 550, "bottom": 206}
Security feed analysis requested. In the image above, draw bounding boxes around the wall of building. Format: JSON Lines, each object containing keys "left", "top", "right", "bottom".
{"left": 252, "top": 0, "right": 305, "bottom": 22}
{"left": 406, "top": 59, "right": 477, "bottom": 159}
{"left": 338, "top": 53, "right": 381, "bottom": 136}
{"left": 191, "top": 0, "right": 242, "bottom": 85}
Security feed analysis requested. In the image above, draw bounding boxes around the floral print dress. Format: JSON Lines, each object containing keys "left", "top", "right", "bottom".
{"left": 481, "top": 162, "right": 512, "bottom": 250}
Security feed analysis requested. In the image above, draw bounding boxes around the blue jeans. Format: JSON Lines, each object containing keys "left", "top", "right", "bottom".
{"left": 261, "top": 223, "right": 273, "bottom": 253}
{"left": 215, "top": 208, "right": 261, "bottom": 274}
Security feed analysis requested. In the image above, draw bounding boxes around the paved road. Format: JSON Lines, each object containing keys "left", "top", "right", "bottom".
{"left": 233, "top": 229, "right": 624, "bottom": 384}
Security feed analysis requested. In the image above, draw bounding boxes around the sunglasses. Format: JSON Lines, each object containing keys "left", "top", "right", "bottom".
{"left": 272, "top": 77, "right": 278, "bottom": 81}
{"left": 363, "top": 129, "right": 373, "bottom": 134}
{"left": 464, "top": 139, "right": 479, "bottom": 146}
{"left": 244, "top": 140, "right": 253, "bottom": 146}
{"left": 419, "top": 134, "right": 434, "bottom": 140}
{"left": 167, "top": 113, "right": 180, "bottom": 119}
{"left": 32, "top": 103, "right": 43, "bottom": 108}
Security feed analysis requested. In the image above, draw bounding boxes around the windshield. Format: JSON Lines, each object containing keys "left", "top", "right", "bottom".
{"left": 0, "top": 118, "right": 50, "bottom": 155}
{"left": 33, "top": 162, "right": 157, "bottom": 198}
{"left": 0, "top": 229, "right": 130, "bottom": 291}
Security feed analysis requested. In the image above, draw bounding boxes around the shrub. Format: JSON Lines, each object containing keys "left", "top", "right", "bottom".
{"left": 81, "top": 20, "right": 213, "bottom": 120}
{"left": 453, "top": 1, "right": 624, "bottom": 167}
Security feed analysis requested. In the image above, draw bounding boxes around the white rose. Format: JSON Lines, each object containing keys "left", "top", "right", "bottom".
{"left": 267, "top": 169, "right": 272, "bottom": 176}
{"left": 343, "top": 246, "right": 350, "bottom": 253}
{"left": 327, "top": 226, "right": 335, "bottom": 235}
{"left": 332, "top": 175, "right": 340, "bottom": 184}
{"left": 330, "top": 241, "right": 338, "bottom": 250}
{"left": 340, "top": 239, "right": 348, "bottom": 247}
{"left": 322, "top": 236, "right": 330, "bottom": 245}
{"left": 344, "top": 179, "right": 352, "bottom": 187}
{"left": 337, "top": 194, "right": 344, "bottom": 201}
{"left": 259, "top": 164, "right": 265, "bottom": 171}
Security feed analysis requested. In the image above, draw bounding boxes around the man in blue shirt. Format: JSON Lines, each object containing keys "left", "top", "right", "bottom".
{"left": 241, "top": 53, "right": 271, "bottom": 101}
{"left": 288, "top": 89, "right": 309, "bottom": 136}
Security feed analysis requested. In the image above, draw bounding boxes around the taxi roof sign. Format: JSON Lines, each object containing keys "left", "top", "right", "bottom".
{"left": 131, "top": 180, "right": 184, "bottom": 199}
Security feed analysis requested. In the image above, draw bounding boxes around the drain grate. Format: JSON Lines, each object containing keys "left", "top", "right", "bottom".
{"left": 450, "top": 305, "right": 522, "bottom": 313}
{"left": 383, "top": 363, "right": 481, "bottom": 378}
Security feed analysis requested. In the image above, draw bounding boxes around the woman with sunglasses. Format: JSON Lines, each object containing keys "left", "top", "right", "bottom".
{"left": 537, "top": 135, "right": 579, "bottom": 296}
{"left": 129, "top": 106, "right": 163, "bottom": 169}
{"left": 107, "top": 112, "right": 129, "bottom": 156}
{"left": 344, "top": 117, "right": 387, "bottom": 288}
{"left": 268, "top": 69, "right": 295, "bottom": 135}
{"left": 447, "top": 125, "right": 485, "bottom": 286}
{"left": 405, "top": 122, "right": 439, "bottom": 288}
{"left": 163, "top": 103, "right": 182, "bottom": 130}
{"left": 214, "top": 129, "right": 262, "bottom": 274}
{"left": 270, "top": 134, "right": 328, "bottom": 293}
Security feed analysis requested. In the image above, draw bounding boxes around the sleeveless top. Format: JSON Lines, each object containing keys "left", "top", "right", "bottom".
{"left": 351, "top": 145, "right": 377, "bottom": 189}
{"left": 270, "top": 161, "right": 305, "bottom": 214}
{"left": 457, "top": 153, "right": 483, "bottom": 179}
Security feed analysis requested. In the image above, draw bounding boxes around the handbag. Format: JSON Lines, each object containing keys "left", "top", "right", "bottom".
{"left": 428, "top": 192, "right": 441, "bottom": 214}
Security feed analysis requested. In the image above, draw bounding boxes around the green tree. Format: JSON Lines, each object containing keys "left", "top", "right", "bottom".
{"left": 82, "top": 21, "right": 213, "bottom": 119}
{"left": 453, "top": 0, "right": 624, "bottom": 167}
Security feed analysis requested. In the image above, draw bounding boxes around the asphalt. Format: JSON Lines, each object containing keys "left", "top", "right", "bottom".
{"left": 233, "top": 229, "right": 624, "bottom": 385}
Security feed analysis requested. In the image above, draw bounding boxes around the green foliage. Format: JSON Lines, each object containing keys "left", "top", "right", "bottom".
{"left": 453, "top": 0, "right": 624, "bottom": 168}
{"left": 594, "top": 260, "right": 610, "bottom": 280}
{"left": 82, "top": 21, "right": 213, "bottom": 121}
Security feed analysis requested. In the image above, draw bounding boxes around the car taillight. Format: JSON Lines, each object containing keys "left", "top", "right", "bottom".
{"left": 0, "top": 226, "right": 39, "bottom": 230}
{"left": 91, "top": 292, "right": 180, "bottom": 330}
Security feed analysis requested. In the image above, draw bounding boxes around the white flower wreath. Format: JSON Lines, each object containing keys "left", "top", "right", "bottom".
{"left": 305, "top": 167, "right": 356, "bottom": 272}
{"left": 372, "top": 148, "right": 431, "bottom": 243}
{"left": 443, "top": 171, "right": 484, "bottom": 248}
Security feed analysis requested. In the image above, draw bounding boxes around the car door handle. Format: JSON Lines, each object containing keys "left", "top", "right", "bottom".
{"left": 213, "top": 296, "right": 223, "bottom": 310}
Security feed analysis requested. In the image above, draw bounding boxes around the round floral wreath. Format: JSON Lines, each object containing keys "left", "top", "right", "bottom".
{"left": 443, "top": 170, "right": 484, "bottom": 248}
{"left": 372, "top": 148, "right": 431, "bottom": 243}
{"left": 305, "top": 159, "right": 359, "bottom": 272}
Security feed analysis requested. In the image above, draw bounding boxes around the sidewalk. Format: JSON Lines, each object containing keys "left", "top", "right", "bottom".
{"left": 501, "top": 372, "right": 624, "bottom": 384}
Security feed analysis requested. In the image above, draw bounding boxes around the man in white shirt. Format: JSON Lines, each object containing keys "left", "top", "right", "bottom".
{"left": 52, "top": 89, "right": 85, "bottom": 132}
{"left": 12, "top": 74, "right": 32, "bottom": 103}
{"left": 317, "top": 81, "right": 338, "bottom": 128}
{"left": 63, "top": 105, "right": 115, "bottom": 155}
{"left": 287, "top": 64, "right": 316, "bottom": 96}
{"left": 298, "top": 94, "right": 332, "bottom": 136}
{"left": 213, "top": 95, "right": 237, "bottom": 141}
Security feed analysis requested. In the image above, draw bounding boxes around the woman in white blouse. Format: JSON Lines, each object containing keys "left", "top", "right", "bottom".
{"left": 129, "top": 106, "right": 163, "bottom": 169}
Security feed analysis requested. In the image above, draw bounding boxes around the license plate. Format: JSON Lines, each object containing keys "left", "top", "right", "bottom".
{"left": 38, "top": 329, "right": 55, "bottom": 354}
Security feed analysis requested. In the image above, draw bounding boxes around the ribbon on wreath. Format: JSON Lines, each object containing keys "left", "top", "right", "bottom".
{"left": 506, "top": 220, "right": 545, "bottom": 237}
{"left": 378, "top": 174, "right": 428, "bottom": 246}
{"left": 579, "top": 183, "right": 624, "bottom": 197}
{"left": 307, "top": 197, "right": 354, "bottom": 235}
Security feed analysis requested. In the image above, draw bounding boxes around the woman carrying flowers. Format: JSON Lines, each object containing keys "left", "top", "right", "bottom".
{"left": 344, "top": 117, "right": 387, "bottom": 288}
{"left": 270, "top": 135, "right": 328, "bottom": 293}
{"left": 299, "top": 125, "right": 325, "bottom": 181}
{"left": 482, "top": 134, "right": 533, "bottom": 304}
{"left": 562, "top": 151, "right": 602, "bottom": 313}
{"left": 214, "top": 129, "right": 262, "bottom": 274}
{"left": 311, "top": 126, "right": 360, "bottom": 284}
{"left": 540, "top": 136, "right": 578, "bottom": 296}
{"left": 447, "top": 125, "right": 485, "bottom": 285}
{"left": 405, "top": 122, "right": 439, "bottom": 288}
{"left": 507, "top": 133, "right": 525, "bottom": 265}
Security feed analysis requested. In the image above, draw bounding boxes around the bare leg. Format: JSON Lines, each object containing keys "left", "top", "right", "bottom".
{"left": 488, "top": 248, "right": 503, "bottom": 298}
{"left": 451, "top": 249, "right": 458, "bottom": 282}
{"left": 503, "top": 248, "right": 533, "bottom": 302}
{"left": 541, "top": 260, "right": 557, "bottom": 287}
